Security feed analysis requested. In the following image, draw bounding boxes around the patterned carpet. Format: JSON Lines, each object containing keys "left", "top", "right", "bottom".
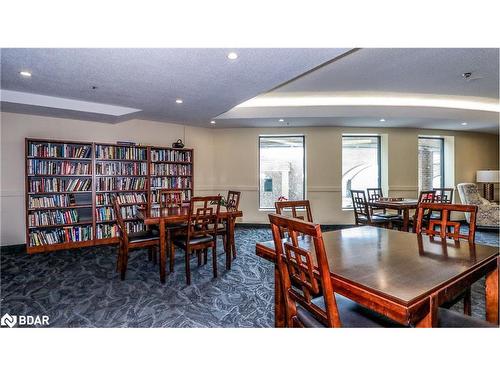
{"left": 1, "top": 226, "right": 498, "bottom": 328}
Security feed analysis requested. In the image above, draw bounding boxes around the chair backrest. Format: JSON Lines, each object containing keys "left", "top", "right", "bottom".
{"left": 159, "top": 189, "right": 183, "bottom": 209}
{"left": 226, "top": 190, "right": 241, "bottom": 211}
{"left": 415, "top": 203, "right": 477, "bottom": 243}
{"left": 186, "top": 196, "right": 221, "bottom": 241}
{"left": 275, "top": 200, "right": 314, "bottom": 222}
{"left": 268, "top": 213, "right": 341, "bottom": 328}
{"left": 350, "top": 190, "right": 371, "bottom": 222}
{"left": 418, "top": 190, "right": 436, "bottom": 203}
{"left": 112, "top": 195, "right": 129, "bottom": 247}
{"left": 367, "top": 187, "right": 383, "bottom": 202}
{"left": 433, "top": 188, "right": 454, "bottom": 204}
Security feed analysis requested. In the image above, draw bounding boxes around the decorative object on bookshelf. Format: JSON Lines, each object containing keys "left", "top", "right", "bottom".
{"left": 25, "top": 138, "right": 194, "bottom": 254}
{"left": 172, "top": 139, "right": 185, "bottom": 149}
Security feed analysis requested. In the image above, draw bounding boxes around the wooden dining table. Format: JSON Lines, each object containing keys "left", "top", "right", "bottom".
{"left": 139, "top": 206, "right": 243, "bottom": 283}
{"left": 368, "top": 198, "right": 419, "bottom": 231}
{"left": 256, "top": 226, "right": 499, "bottom": 327}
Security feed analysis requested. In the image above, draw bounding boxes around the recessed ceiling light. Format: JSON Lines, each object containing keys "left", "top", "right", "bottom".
{"left": 279, "top": 118, "right": 284, "bottom": 122}
{"left": 210, "top": 120, "right": 216, "bottom": 124}
{"left": 461, "top": 122, "right": 468, "bottom": 125}
{"left": 380, "top": 118, "right": 386, "bottom": 122}
{"left": 20, "top": 71, "right": 32, "bottom": 77}
{"left": 175, "top": 99, "right": 183, "bottom": 104}
{"left": 227, "top": 52, "right": 238, "bottom": 60}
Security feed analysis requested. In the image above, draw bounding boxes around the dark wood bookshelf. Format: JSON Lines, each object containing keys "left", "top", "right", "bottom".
{"left": 25, "top": 138, "right": 194, "bottom": 253}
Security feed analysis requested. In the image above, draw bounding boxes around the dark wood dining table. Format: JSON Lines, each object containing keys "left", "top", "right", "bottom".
{"left": 368, "top": 198, "right": 419, "bottom": 231}
{"left": 256, "top": 226, "right": 499, "bottom": 327}
{"left": 139, "top": 206, "right": 243, "bottom": 283}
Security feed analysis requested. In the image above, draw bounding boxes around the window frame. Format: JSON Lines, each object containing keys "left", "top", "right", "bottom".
{"left": 418, "top": 136, "right": 445, "bottom": 190}
{"left": 258, "top": 135, "right": 306, "bottom": 210}
{"left": 341, "top": 134, "right": 382, "bottom": 209}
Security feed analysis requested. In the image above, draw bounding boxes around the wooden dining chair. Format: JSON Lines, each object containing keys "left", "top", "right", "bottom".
{"left": 416, "top": 202, "right": 478, "bottom": 315}
{"left": 268, "top": 213, "right": 403, "bottom": 328}
{"left": 269, "top": 213, "right": 493, "bottom": 328}
{"left": 275, "top": 199, "right": 314, "bottom": 222}
{"left": 159, "top": 189, "right": 183, "bottom": 209}
{"left": 350, "top": 190, "right": 392, "bottom": 228}
{"left": 432, "top": 188, "right": 454, "bottom": 204}
{"left": 409, "top": 190, "right": 436, "bottom": 232}
{"left": 172, "top": 196, "right": 221, "bottom": 285}
{"left": 113, "top": 196, "right": 161, "bottom": 281}
{"left": 366, "top": 187, "right": 401, "bottom": 219}
{"left": 215, "top": 190, "right": 241, "bottom": 262}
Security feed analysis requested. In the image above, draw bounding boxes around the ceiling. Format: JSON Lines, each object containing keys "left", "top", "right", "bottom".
{"left": 1, "top": 48, "right": 499, "bottom": 133}
{"left": 0, "top": 48, "right": 349, "bottom": 125}
{"left": 217, "top": 48, "right": 500, "bottom": 133}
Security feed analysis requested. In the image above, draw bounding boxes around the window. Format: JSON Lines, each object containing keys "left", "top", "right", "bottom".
{"left": 418, "top": 137, "right": 444, "bottom": 191}
{"left": 259, "top": 136, "right": 305, "bottom": 209}
{"left": 342, "top": 135, "right": 381, "bottom": 208}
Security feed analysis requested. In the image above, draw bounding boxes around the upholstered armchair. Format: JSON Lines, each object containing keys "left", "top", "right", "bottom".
{"left": 457, "top": 183, "right": 500, "bottom": 228}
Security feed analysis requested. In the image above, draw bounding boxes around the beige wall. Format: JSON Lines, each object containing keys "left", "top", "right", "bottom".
{"left": 0, "top": 112, "right": 215, "bottom": 245}
{"left": 1, "top": 111, "right": 498, "bottom": 245}
{"left": 211, "top": 126, "right": 499, "bottom": 224}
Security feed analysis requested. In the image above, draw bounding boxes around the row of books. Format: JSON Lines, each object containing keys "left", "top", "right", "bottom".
{"left": 150, "top": 163, "right": 191, "bottom": 176}
{"left": 29, "top": 195, "right": 72, "bottom": 208}
{"left": 95, "top": 161, "right": 147, "bottom": 176}
{"left": 28, "top": 159, "right": 91, "bottom": 175}
{"left": 150, "top": 177, "right": 192, "bottom": 189}
{"left": 28, "top": 143, "right": 92, "bottom": 159}
{"left": 151, "top": 189, "right": 191, "bottom": 204}
{"left": 96, "top": 192, "right": 147, "bottom": 206}
{"left": 151, "top": 149, "right": 192, "bottom": 162}
{"left": 95, "top": 207, "right": 115, "bottom": 221}
{"left": 96, "top": 223, "right": 120, "bottom": 239}
{"left": 29, "top": 226, "right": 93, "bottom": 246}
{"left": 28, "top": 209, "right": 80, "bottom": 227}
{"left": 95, "top": 145, "right": 147, "bottom": 160}
{"left": 96, "top": 177, "right": 146, "bottom": 191}
{"left": 96, "top": 205, "right": 139, "bottom": 221}
{"left": 29, "top": 178, "right": 92, "bottom": 193}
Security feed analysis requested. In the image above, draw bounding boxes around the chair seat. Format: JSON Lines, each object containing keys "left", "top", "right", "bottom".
{"left": 437, "top": 308, "right": 496, "bottom": 328}
{"left": 373, "top": 213, "right": 402, "bottom": 219}
{"left": 166, "top": 222, "right": 187, "bottom": 230}
{"left": 174, "top": 234, "right": 214, "bottom": 248}
{"left": 296, "top": 294, "right": 404, "bottom": 328}
{"left": 128, "top": 230, "right": 160, "bottom": 243}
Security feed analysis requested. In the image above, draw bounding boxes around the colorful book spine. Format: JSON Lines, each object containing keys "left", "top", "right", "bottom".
{"left": 151, "top": 149, "right": 192, "bottom": 162}
{"left": 95, "top": 145, "right": 147, "bottom": 160}
{"left": 29, "top": 226, "right": 92, "bottom": 246}
{"left": 29, "top": 143, "right": 91, "bottom": 158}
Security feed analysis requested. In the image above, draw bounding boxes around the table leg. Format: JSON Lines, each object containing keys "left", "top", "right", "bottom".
{"left": 415, "top": 293, "right": 438, "bottom": 328}
{"left": 402, "top": 208, "right": 410, "bottom": 232}
{"left": 485, "top": 258, "right": 499, "bottom": 325}
{"left": 159, "top": 218, "right": 166, "bottom": 284}
{"left": 225, "top": 217, "right": 233, "bottom": 271}
{"left": 274, "top": 265, "right": 286, "bottom": 328}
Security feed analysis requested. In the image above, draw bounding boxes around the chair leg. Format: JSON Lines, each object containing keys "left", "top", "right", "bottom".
{"left": 185, "top": 248, "right": 191, "bottom": 285}
{"left": 231, "top": 240, "right": 237, "bottom": 260}
{"left": 170, "top": 242, "right": 175, "bottom": 273}
{"left": 212, "top": 246, "right": 218, "bottom": 279}
{"left": 152, "top": 246, "right": 157, "bottom": 265}
{"left": 148, "top": 248, "right": 153, "bottom": 262}
{"left": 203, "top": 249, "right": 208, "bottom": 265}
{"left": 463, "top": 288, "right": 472, "bottom": 316}
{"left": 120, "top": 245, "right": 129, "bottom": 280}
{"left": 222, "top": 234, "right": 227, "bottom": 253}
{"left": 116, "top": 243, "right": 123, "bottom": 272}
{"left": 197, "top": 250, "right": 202, "bottom": 267}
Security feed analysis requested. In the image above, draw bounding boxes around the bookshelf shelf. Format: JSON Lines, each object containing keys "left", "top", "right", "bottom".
{"left": 25, "top": 138, "right": 194, "bottom": 254}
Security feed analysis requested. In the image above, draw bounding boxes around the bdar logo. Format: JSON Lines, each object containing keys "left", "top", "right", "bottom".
{"left": 1, "top": 313, "right": 17, "bottom": 328}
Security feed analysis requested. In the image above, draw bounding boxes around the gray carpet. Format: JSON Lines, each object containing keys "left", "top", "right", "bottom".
{"left": 1, "top": 226, "right": 498, "bottom": 327}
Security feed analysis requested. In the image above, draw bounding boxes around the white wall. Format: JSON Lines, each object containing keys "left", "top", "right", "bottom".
{"left": 1, "top": 111, "right": 499, "bottom": 245}
{"left": 210, "top": 126, "right": 499, "bottom": 224}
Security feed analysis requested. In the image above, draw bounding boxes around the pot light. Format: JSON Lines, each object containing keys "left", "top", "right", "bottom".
{"left": 210, "top": 120, "right": 216, "bottom": 124}
{"left": 20, "top": 71, "right": 32, "bottom": 77}
{"left": 175, "top": 99, "right": 183, "bottom": 104}
{"left": 227, "top": 52, "right": 238, "bottom": 60}
{"left": 380, "top": 118, "right": 386, "bottom": 122}
{"left": 461, "top": 122, "right": 468, "bottom": 125}
{"left": 279, "top": 118, "right": 284, "bottom": 122}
